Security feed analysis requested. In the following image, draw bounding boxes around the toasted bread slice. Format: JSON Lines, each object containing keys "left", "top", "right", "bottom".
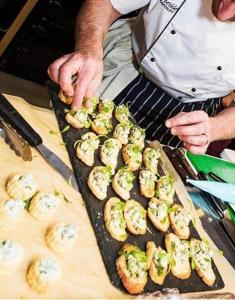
{"left": 116, "top": 244, "right": 147, "bottom": 294}
{"left": 124, "top": 199, "right": 147, "bottom": 235}
{"left": 114, "top": 104, "right": 130, "bottom": 123}
{"left": 147, "top": 198, "right": 170, "bottom": 232}
{"left": 146, "top": 241, "right": 170, "bottom": 285}
{"left": 112, "top": 167, "right": 135, "bottom": 201}
{"left": 65, "top": 107, "right": 90, "bottom": 129}
{"left": 143, "top": 147, "right": 161, "bottom": 175}
{"left": 91, "top": 114, "right": 113, "bottom": 135}
{"left": 190, "top": 238, "right": 215, "bottom": 286}
{"left": 104, "top": 197, "right": 127, "bottom": 241}
{"left": 83, "top": 96, "right": 99, "bottom": 113}
{"left": 156, "top": 175, "right": 175, "bottom": 205}
{"left": 88, "top": 166, "right": 112, "bottom": 200}
{"left": 122, "top": 144, "right": 142, "bottom": 171}
{"left": 165, "top": 233, "right": 191, "bottom": 279}
{"left": 76, "top": 132, "right": 99, "bottom": 166}
{"left": 139, "top": 170, "right": 156, "bottom": 198}
{"left": 169, "top": 204, "right": 191, "bottom": 240}
{"left": 58, "top": 89, "right": 73, "bottom": 105}
{"left": 98, "top": 98, "right": 115, "bottom": 118}
{"left": 100, "top": 138, "right": 121, "bottom": 171}
{"left": 113, "top": 122, "right": 133, "bottom": 145}
{"left": 129, "top": 126, "right": 145, "bottom": 149}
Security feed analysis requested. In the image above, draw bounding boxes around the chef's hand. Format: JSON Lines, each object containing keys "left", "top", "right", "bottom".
{"left": 47, "top": 49, "right": 103, "bottom": 110}
{"left": 165, "top": 111, "right": 214, "bottom": 154}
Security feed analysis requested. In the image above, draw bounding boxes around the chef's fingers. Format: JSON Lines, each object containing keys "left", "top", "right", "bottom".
{"left": 85, "top": 70, "right": 103, "bottom": 98}
{"left": 179, "top": 134, "right": 209, "bottom": 146}
{"left": 58, "top": 56, "right": 84, "bottom": 97}
{"left": 165, "top": 110, "right": 208, "bottom": 128}
{"left": 47, "top": 54, "right": 70, "bottom": 84}
{"left": 170, "top": 121, "right": 209, "bottom": 136}
{"left": 183, "top": 142, "right": 208, "bottom": 154}
{"left": 72, "top": 67, "right": 96, "bottom": 110}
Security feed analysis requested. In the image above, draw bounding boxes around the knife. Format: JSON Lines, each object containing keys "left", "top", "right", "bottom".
{"left": 0, "top": 93, "right": 79, "bottom": 191}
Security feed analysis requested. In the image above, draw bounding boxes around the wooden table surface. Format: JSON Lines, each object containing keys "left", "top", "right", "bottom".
{"left": 0, "top": 94, "right": 234, "bottom": 299}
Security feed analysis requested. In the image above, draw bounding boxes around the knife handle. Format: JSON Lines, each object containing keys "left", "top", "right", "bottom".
{"left": 0, "top": 93, "right": 42, "bottom": 147}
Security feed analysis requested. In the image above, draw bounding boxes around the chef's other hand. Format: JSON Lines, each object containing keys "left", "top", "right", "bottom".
{"left": 165, "top": 111, "right": 213, "bottom": 154}
{"left": 47, "top": 50, "right": 103, "bottom": 110}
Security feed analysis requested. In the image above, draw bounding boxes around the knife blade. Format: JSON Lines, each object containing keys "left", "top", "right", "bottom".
{"left": 0, "top": 93, "right": 79, "bottom": 192}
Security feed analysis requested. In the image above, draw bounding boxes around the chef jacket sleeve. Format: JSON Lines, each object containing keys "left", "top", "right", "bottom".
{"left": 109, "top": 0, "right": 150, "bottom": 14}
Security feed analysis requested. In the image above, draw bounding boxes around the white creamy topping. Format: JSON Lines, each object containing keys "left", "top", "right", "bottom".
{"left": 74, "top": 109, "right": 88, "bottom": 122}
{"left": 0, "top": 240, "right": 23, "bottom": 262}
{"left": 139, "top": 170, "right": 156, "bottom": 188}
{"left": 126, "top": 206, "right": 146, "bottom": 230}
{"left": 38, "top": 194, "right": 60, "bottom": 213}
{"left": 4, "top": 199, "right": 24, "bottom": 219}
{"left": 19, "top": 174, "right": 37, "bottom": 191}
{"left": 149, "top": 201, "right": 167, "bottom": 220}
{"left": 172, "top": 240, "right": 189, "bottom": 264}
{"left": 92, "top": 168, "right": 110, "bottom": 192}
{"left": 55, "top": 224, "right": 78, "bottom": 241}
{"left": 115, "top": 124, "right": 130, "bottom": 139}
{"left": 174, "top": 208, "right": 191, "bottom": 228}
{"left": 38, "top": 258, "right": 61, "bottom": 282}
{"left": 194, "top": 241, "right": 213, "bottom": 271}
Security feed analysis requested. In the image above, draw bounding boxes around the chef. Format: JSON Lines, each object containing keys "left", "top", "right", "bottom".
{"left": 48, "top": 0, "right": 235, "bottom": 154}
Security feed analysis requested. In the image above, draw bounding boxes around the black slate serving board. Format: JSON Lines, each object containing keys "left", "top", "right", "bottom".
{"left": 46, "top": 81, "right": 224, "bottom": 294}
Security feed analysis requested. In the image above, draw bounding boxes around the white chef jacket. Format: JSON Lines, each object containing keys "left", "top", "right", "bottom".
{"left": 110, "top": 0, "right": 235, "bottom": 102}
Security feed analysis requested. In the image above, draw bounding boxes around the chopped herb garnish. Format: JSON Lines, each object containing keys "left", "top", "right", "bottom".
{"left": 61, "top": 125, "right": 70, "bottom": 133}
{"left": 24, "top": 199, "right": 31, "bottom": 211}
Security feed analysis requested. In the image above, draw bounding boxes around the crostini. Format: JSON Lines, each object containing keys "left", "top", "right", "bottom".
{"left": 83, "top": 96, "right": 99, "bottom": 114}
{"left": 165, "top": 233, "right": 191, "bottom": 279}
{"left": 113, "top": 122, "right": 133, "bottom": 145}
{"left": 76, "top": 132, "right": 100, "bottom": 166}
{"left": 139, "top": 170, "right": 156, "bottom": 198}
{"left": 91, "top": 114, "right": 113, "bottom": 135}
{"left": 129, "top": 126, "right": 145, "bottom": 149}
{"left": 116, "top": 244, "right": 147, "bottom": 294}
{"left": 143, "top": 147, "right": 161, "bottom": 175}
{"left": 156, "top": 175, "right": 175, "bottom": 205}
{"left": 100, "top": 138, "right": 122, "bottom": 171}
{"left": 146, "top": 241, "right": 170, "bottom": 285}
{"left": 122, "top": 144, "right": 142, "bottom": 171}
{"left": 147, "top": 197, "right": 170, "bottom": 232}
{"left": 104, "top": 197, "right": 127, "bottom": 241}
{"left": 190, "top": 238, "right": 215, "bottom": 286}
{"left": 98, "top": 98, "right": 115, "bottom": 118}
{"left": 58, "top": 89, "right": 73, "bottom": 105}
{"left": 169, "top": 204, "right": 191, "bottom": 239}
{"left": 88, "top": 166, "right": 112, "bottom": 200}
{"left": 124, "top": 199, "right": 147, "bottom": 235}
{"left": 114, "top": 104, "right": 130, "bottom": 123}
{"left": 112, "top": 167, "right": 135, "bottom": 201}
{"left": 65, "top": 107, "right": 91, "bottom": 129}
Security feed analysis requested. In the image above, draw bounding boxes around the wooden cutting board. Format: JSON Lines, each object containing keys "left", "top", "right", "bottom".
{"left": 0, "top": 93, "right": 234, "bottom": 299}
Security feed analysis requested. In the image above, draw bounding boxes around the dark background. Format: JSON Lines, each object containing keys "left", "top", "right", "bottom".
{"left": 0, "top": 0, "right": 83, "bottom": 85}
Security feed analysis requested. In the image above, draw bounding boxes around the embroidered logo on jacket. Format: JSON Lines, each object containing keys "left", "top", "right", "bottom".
{"left": 159, "top": 0, "right": 178, "bottom": 13}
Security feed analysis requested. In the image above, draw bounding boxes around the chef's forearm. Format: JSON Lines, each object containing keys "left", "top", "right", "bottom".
{"left": 210, "top": 105, "right": 235, "bottom": 141}
{"left": 74, "top": 0, "right": 121, "bottom": 56}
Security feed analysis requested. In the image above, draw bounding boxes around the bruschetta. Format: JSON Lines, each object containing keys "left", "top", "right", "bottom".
{"left": 98, "top": 98, "right": 115, "bottom": 118}
{"left": 88, "top": 166, "right": 112, "bottom": 200}
{"left": 190, "top": 238, "right": 215, "bottom": 286}
{"left": 104, "top": 197, "right": 127, "bottom": 241}
{"left": 58, "top": 89, "right": 73, "bottom": 105}
{"left": 139, "top": 170, "right": 156, "bottom": 198}
{"left": 65, "top": 107, "right": 91, "bottom": 129}
{"left": 114, "top": 104, "right": 130, "bottom": 123}
{"left": 83, "top": 96, "right": 99, "bottom": 114}
{"left": 165, "top": 233, "right": 191, "bottom": 279}
{"left": 122, "top": 144, "right": 142, "bottom": 171}
{"left": 146, "top": 241, "right": 170, "bottom": 285}
{"left": 143, "top": 147, "right": 161, "bottom": 175}
{"left": 129, "top": 126, "right": 145, "bottom": 149}
{"left": 156, "top": 175, "right": 175, "bottom": 205}
{"left": 112, "top": 167, "right": 135, "bottom": 201}
{"left": 91, "top": 114, "right": 113, "bottom": 135}
{"left": 116, "top": 244, "right": 147, "bottom": 294}
{"left": 76, "top": 132, "right": 100, "bottom": 166}
{"left": 124, "top": 199, "right": 147, "bottom": 235}
{"left": 100, "top": 138, "right": 121, "bottom": 171}
{"left": 113, "top": 122, "right": 133, "bottom": 145}
{"left": 169, "top": 204, "right": 191, "bottom": 239}
{"left": 147, "top": 197, "right": 170, "bottom": 232}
